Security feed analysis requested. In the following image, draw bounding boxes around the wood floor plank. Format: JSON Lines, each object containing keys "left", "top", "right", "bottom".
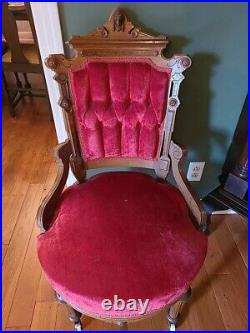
{"left": 2, "top": 245, "right": 8, "bottom": 264}
{"left": 54, "top": 304, "right": 75, "bottom": 331}
{"left": 2, "top": 192, "right": 28, "bottom": 245}
{"left": 150, "top": 310, "right": 168, "bottom": 330}
{"left": 225, "top": 215, "right": 248, "bottom": 268}
{"left": 36, "top": 273, "right": 55, "bottom": 303}
{"left": 85, "top": 317, "right": 116, "bottom": 331}
{"left": 178, "top": 266, "right": 226, "bottom": 330}
{"left": 204, "top": 227, "right": 230, "bottom": 276}
{"left": 5, "top": 326, "right": 30, "bottom": 331}
{"left": 2, "top": 184, "right": 44, "bottom": 329}
{"left": 210, "top": 274, "right": 248, "bottom": 330}
{"left": 212, "top": 216, "right": 248, "bottom": 293}
{"left": 7, "top": 223, "right": 42, "bottom": 327}
{"left": 129, "top": 315, "right": 154, "bottom": 330}
{"left": 30, "top": 301, "right": 57, "bottom": 331}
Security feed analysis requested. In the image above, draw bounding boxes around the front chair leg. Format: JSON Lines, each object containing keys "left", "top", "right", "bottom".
{"left": 55, "top": 292, "right": 83, "bottom": 331}
{"left": 167, "top": 287, "right": 191, "bottom": 331}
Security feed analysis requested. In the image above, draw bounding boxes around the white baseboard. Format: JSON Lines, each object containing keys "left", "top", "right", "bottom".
{"left": 212, "top": 209, "right": 237, "bottom": 215}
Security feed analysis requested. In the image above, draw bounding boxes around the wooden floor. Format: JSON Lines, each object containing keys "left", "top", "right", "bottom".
{"left": 2, "top": 98, "right": 248, "bottom": 331}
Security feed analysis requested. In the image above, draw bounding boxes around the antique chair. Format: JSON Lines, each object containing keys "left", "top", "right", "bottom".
{"left": 37, "top": 9, "right": 208, "bottom": 331}
{"left": 2, "top": 2, "right": 51, "bottom": 117}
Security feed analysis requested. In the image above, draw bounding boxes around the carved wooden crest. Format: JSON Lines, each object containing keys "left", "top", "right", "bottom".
{"left": 68, "top": 8, "right": 169, "bottom": 57}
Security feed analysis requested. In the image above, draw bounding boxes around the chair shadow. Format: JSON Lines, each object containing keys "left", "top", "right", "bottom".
{"left": 173, "top": 52, "right": 231, "bottom": 195}
{"left": 121, "top": 8, "right": 229, "bottom": 196}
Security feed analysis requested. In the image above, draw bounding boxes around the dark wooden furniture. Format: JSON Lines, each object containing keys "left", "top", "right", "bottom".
{"left": 2, "top": 2, "right": 51, "bottom": 117}
{"left": 203, "top": 96, "right": 248, "bottom": 216}
{"left": 37, "top": 9, "right": 208, "bottom": 331}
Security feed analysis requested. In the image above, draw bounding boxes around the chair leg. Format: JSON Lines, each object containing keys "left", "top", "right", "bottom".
{"left": 117, "top": 321, "right": 128, "bottom": 330}
{"left": 55, "top": 292, "right": 83, "bottom": 331}
{"left": 167, "top": 287, "right": 191, "bottom": 331}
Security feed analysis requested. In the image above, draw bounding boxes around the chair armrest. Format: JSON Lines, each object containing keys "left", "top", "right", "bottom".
{"left": 169, "top": 140, "right": 208, "bottom": 232}
{"left": 36, "top": 140, "right": 72, "bottom": 233}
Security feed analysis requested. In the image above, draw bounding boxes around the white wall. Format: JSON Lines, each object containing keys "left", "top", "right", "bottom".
{"left": 30, "top": 2, "right": 75, "bottom": 185}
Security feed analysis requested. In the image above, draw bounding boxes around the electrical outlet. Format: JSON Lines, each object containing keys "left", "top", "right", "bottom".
{"left": 187, "top": 162, "right": 205, "bottom": 181}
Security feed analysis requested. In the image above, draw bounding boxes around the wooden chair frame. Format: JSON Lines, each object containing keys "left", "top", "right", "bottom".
{"left": 37, "top": 9, "right": 208, "bottom": 331}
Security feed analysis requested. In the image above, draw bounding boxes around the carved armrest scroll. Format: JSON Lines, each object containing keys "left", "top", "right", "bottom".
{"left": 169, "top": 140, "right": 208, "bottom": 232}
{"left": 36, "top": 140, "right": 72, "bottom": 233}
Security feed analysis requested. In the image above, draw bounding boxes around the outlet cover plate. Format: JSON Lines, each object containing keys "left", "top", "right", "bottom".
{"left": 187, "top": 162, "right": 205, "bottom": 181}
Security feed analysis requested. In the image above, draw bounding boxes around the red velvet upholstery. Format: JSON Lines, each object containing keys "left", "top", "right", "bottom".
{"left": 38, "top": 172, "right": 207, "bottom": 318}
{"left": 69, "top": 59, "right": 171, "bottom": 161}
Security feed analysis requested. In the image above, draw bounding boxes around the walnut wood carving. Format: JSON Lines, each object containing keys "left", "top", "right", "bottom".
{"left": 53, "top": 72, "right": 86, "bottom": 183}
{"left": 169, "top": 141, "right": 207, "bottom": 231}
{"left": 36, "top": 140, "right": 72, "bottom": 232}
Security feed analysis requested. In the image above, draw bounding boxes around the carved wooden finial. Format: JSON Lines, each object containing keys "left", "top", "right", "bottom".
{"left": 110, "top": 9, "right": 126, "bottom": 32}
{"left": 98, "top": 8, "right": 141, "bottom": 39}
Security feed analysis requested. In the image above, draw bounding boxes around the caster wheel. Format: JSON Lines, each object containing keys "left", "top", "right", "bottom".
{"left": 75, "top": 322, "right": 82, "bottom": 331}
{"left": 169, "top": 323, "right": 176, "bottom": 331}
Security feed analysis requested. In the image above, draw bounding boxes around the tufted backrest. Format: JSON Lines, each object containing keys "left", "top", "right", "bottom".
{"left": 69, "top": 59, "right": 171, "bottom": 162}
{"left": 45, "top": 9, "right": 191, "bottom": 181}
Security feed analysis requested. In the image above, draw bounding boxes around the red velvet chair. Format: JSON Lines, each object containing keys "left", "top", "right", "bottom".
{"left": 37, "top": 9, "right": 208, "bottom": 331}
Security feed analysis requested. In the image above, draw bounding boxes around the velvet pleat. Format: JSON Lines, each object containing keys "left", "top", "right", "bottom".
{"left": 69, "top": 59, "right": 171, "bottom": 161}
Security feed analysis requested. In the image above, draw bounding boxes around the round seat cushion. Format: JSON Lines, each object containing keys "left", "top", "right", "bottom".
{"left": 37, "top": 172, "right": 207, "bottom": 319}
